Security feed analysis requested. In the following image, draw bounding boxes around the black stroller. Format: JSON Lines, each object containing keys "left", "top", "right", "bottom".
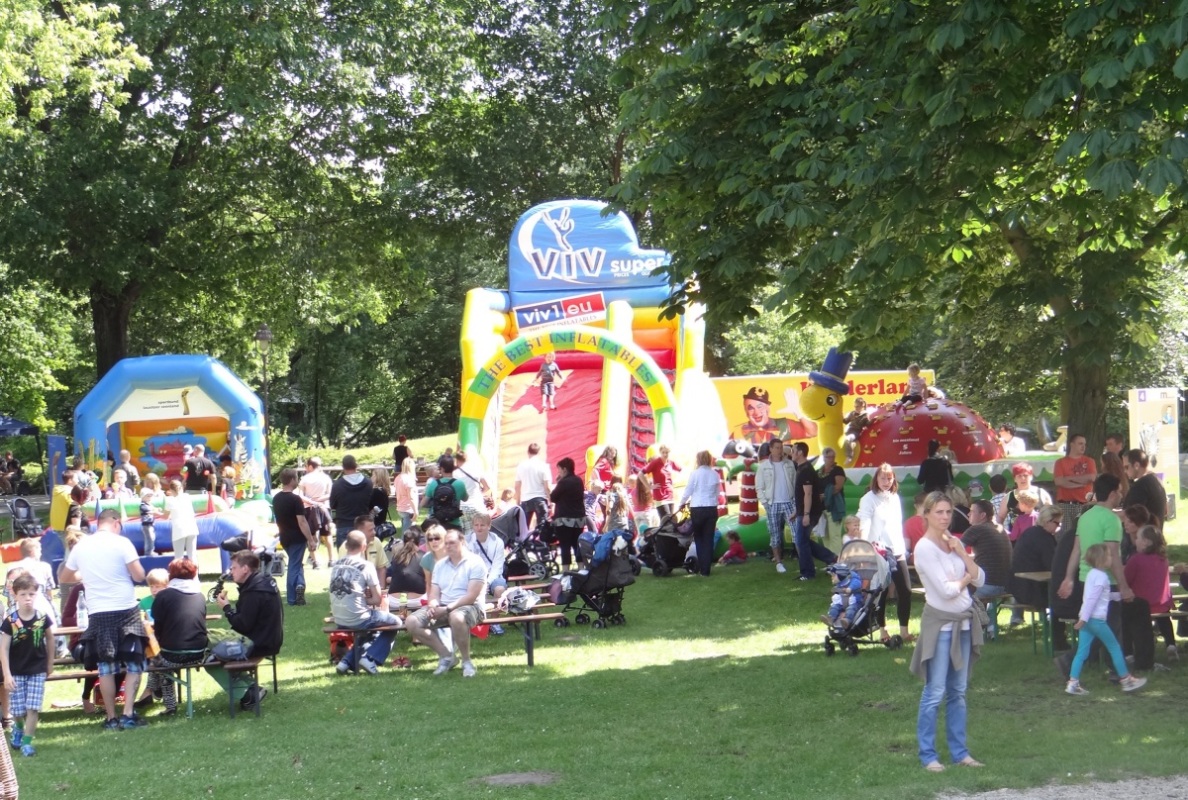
{"left": 496, "top": 506, "right": 559, "bottom": 580}
{"left": 821, "top": 539, "right": 903, "bottom": 656}
{"left": 6, "top": 498, "right": 42, "bottom": 539}
{"left": 637, "top": 508, "right": 693, "bottom": 577}
{"left": 553, "top": 531, "right": 635, "bottom": 628}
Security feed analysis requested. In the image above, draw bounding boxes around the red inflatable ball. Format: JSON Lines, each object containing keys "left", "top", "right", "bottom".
{"left": 853, "top": 399, "right": 1004, "bottom": 467}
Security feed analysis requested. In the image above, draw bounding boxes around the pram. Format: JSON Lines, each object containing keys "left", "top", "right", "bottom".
{"left": 495, "top": 506, "right": 559, "bottom": 580}
{"left": 6, "top": 498, "right": 42, "bottom": 539}
{"left": 637, "top": 508, "right": 693, "bottom": 577}
{"left": 821, "top": 539, "right": 902, "bottom": 656}
{"left": 553, "top": 531, "right": 635, "bottom": 628}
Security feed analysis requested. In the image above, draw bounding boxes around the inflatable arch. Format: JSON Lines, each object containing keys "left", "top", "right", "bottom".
{"left": 74, "top": 355, "right": 270, "bottom": 499}
{"left": 459, "top": 326, "right": 678, "bottom": 454}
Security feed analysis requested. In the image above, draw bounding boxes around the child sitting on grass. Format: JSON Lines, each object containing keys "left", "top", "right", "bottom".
{"left": 717, "top": 531, "right": 747, "bottom": 565}
{"left": 1066, "top": 543, "right": 1147, "bottom": 696}
{"left": 0, "top": 574, "right": 53, "bottom": 757}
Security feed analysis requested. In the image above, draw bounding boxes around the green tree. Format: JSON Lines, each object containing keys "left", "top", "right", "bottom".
{"left": 0, "top": 1, "right": 462, "bottom": 377}
{"left": 606, "top": 0, "right": 1188, "bottom": 452}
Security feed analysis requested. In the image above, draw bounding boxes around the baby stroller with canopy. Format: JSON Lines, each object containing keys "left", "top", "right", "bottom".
{"left": 637, "top": 507, "right": 693, "bottom": 577}
{"left": 6, "top": 498, "right": 42, "bottom": 539}
{"left": 496, "top": 506, "right": 559, "bottom": 580}
{"left": 821, "top": 539, "right": 902, "bottom": 656}
{"left": 553, "top": 530, "right": 635, "bottom": 628}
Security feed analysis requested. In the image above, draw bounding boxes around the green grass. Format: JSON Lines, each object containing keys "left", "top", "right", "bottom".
{"left": 17, "top": 546, "right": 1188, "bottom": 799}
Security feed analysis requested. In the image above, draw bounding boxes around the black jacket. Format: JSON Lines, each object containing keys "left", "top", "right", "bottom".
{"left": 330, "top": 474, "right": 374, "bottom": 527}
{"left": 152, "top": 587, "right": 209, "bottom": 653}
{"left": 224, "top": 570, "right": 283, "bottom": 657}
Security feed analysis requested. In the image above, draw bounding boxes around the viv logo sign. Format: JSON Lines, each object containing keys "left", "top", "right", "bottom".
{"left": 508, "top": 199, "right": 670, "bottom": 296}
{"left": 513, "top": 292, "right": 607, "bottom": 333}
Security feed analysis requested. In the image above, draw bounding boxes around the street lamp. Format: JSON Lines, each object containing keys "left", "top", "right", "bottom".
{"left": 253, "top": 323, "right": 273, "bottom": 480}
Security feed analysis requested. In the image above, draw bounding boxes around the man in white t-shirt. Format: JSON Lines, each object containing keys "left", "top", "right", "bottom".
{"left": 298, "top": 456, "right": 335, "bottom": 568}
{"left": 405, "top": 529, "right": 487, "bottom": 677}
{"left": 514, "top": 443, "right": 552, "bottom": 530}
{"left": 58, "top": 509, "right": 148, "bottom": 730}
{"left": 329, "top": 531, "right": 402, "bottom": 675}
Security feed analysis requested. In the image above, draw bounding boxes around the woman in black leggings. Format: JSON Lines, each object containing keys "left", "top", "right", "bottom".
{"left": 550, "top": 458, "right": 587, "bottom": 570}
{"left": 856, "top": 463, "right": 914, "bottom": 642}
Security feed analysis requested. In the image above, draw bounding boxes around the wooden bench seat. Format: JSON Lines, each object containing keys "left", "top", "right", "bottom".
{"left": 47, "top": 655, "right": 278, "bottom": 719}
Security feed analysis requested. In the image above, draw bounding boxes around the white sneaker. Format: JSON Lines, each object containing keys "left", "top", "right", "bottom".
{"left": 775, "top": 563, "right": 787, "bottom": 574}
{"left": 432, "top": 657, "right": 457, "bottom": 676}
{"left": 335, "top": 660, "right": 352, "bottom": 675}
{"left": 461, "top": 660, "right": 477, "bottom": 678}
{"left": 1065, "top": 679, "right": 1089, "bottom": 696}
{"left": 358, "top": 656, "right": 379, "bottom": 675}
{"left": 1168, "top": 645, "right": 1179, "bottom": 661}
{"left": 1120, "top": 674, "right": 1147, "bottom": 692}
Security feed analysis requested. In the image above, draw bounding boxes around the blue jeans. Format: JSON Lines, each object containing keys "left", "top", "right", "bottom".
{"left": 399, "top": 511, "right": 415, "bottom": 534}
{"left": 794, "top": 517, "right": 836, "bottom": 578}
{"left": 1070, "top": 617, "right": 1128, "bottom": 680}
{"left": 284, "top": 542, "right": 307, "bottom": 605}
{"left": 918, "top": 626, "right": 972, "bottom": 766}
{"left": 342, "top": 609, "right": 401, "bottom": 669}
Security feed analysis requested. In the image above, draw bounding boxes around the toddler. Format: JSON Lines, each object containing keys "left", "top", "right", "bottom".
{"left": 138, "top": 569, "right": 169, "bottom": 621}
{"left": 0, "top": 574, "right": 53, "bottom": 756}
{"left": 1008, "top": 489, "right": 1038, "bottom": 543}
{"left": 1066, "top": 543, "right": 1147, "bottom": 695}
{"left": 718, "top": 531, "right": 747, "bottom": 565}
{"left": 988, "top": 473, "right": 1008, "bottom": 522}
{"left": 821, "top": 563, "right": 863, "bottom": 629}
{"left": 899, "top": 364, "right": 927, "bottom": 404}
{"left": 840, "top": 515, "right": 862, "bottom": 548}
{"left": 139, "top": 487, "right": 161, "bottom": 556}
{"left": 496, "top": 489, "right": 516, "bottom": 516}
{"left": 842, "top": 398, "right": 870, "bottom": 461}
{"left": 530, "top": 351, "right": 564, "bottom": 411}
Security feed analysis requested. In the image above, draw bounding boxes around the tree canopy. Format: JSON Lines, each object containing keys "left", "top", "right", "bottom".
{"left": 605, "top": 0, "right": 1188, "bottom": 448}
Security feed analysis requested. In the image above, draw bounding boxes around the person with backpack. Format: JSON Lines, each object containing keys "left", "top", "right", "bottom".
{"left": 329, "top": 455, "right": 374, "bottom": 550}
{"left": 422, "top": 456, "right": 468, "bottom": 531}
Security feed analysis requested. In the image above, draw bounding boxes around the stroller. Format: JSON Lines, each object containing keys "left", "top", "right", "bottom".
{"left": 637, "top": 508, "right": 693, "bottom": 577}
{"left": 553, "top": 531, "right": 635, "bottom": 628}
{"left": 6, "top": 498, "right": 42, "bottom": 539}
{"left": 496, "top": 506, "right": 559, "bottom": 580}
{"left": 821, "top": 539, "right": 902, "bottom": 656}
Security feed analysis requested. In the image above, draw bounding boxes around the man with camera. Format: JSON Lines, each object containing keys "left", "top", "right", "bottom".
{"left": 215, "top": 550, "right": 283, "bottom": 711}
{"left": 331, "top": 531, "right": 402, "bottom": 674}
{"left": 58, "top": 509, "right": 149, "bottom": 731}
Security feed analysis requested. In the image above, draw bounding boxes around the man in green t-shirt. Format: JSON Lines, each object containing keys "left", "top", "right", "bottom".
{"left": 1058, "top": 474, "right": 1131, "bottom": 598}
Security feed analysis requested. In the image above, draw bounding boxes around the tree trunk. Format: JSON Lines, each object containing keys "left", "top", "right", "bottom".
{"left": 1062, "top": 358, "right": 1109, "bottom": 462}
{"left": 90, "top": 280, "right": 142, "bottom": 379}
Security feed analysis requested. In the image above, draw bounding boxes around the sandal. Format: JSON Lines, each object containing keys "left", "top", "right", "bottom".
{"left": 924, "top": 761, "right": 945, "bottom": 773}
{"left": 956, "top": 757, "right": 985, "bottom": 767}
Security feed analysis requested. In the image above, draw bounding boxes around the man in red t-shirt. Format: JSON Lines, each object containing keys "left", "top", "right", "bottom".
{"left": 1053, "top": 433, "right": 1096, "bottom": 526}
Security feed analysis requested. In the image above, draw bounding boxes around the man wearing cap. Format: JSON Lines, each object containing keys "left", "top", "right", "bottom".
{"left": 58, "top": 509, "right": 150, "bottom": 730}
{"left": 735, "top": 387, "right": 817, "bottom": 447}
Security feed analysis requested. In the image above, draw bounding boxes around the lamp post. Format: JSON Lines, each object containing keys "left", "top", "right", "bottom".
{"left": 253, "top": 323, "right": 273, "bottom": 480}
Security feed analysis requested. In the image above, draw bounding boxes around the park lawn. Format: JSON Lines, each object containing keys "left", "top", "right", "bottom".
{"left": 17, "top": 548, "right": 1188, "bottom": 799}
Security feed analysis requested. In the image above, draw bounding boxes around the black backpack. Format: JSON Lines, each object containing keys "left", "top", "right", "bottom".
{"left": 431, "top": 478, "right": 461, "bottom": 521}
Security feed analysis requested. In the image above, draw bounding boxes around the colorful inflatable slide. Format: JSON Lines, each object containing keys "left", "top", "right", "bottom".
{"left": 458, "top": 200, "right": 727, "bottom": 493}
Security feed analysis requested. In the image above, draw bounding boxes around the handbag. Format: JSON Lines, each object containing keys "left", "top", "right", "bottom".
{"left": 209, "top": 637, "right": 249, "bottom": 662}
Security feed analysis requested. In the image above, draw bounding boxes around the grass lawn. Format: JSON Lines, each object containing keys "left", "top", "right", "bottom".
{"left": 17, "top": 543, "right": 1188, "bottom": 799}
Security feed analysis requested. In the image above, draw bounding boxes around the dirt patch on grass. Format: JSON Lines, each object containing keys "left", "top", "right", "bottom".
{"left": 478, "top": 771, "right": 560, "bottom": 787}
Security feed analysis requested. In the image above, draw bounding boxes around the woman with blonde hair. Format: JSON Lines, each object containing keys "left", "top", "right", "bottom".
{"left": 395, "top": 458, "right": 418, "bottom": 533}
{"left": 370, "top": 467, "right": 392, "bottom": 524}
{"left": 680, "top": 451, "right": 722, "bottom": 577}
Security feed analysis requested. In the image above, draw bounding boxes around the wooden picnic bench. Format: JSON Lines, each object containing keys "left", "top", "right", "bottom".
{"left": 47, "top": 653, "right": 278, "bottom": 719}
{"left": 322, "top": 603, "right": 565, "bottom": 668}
